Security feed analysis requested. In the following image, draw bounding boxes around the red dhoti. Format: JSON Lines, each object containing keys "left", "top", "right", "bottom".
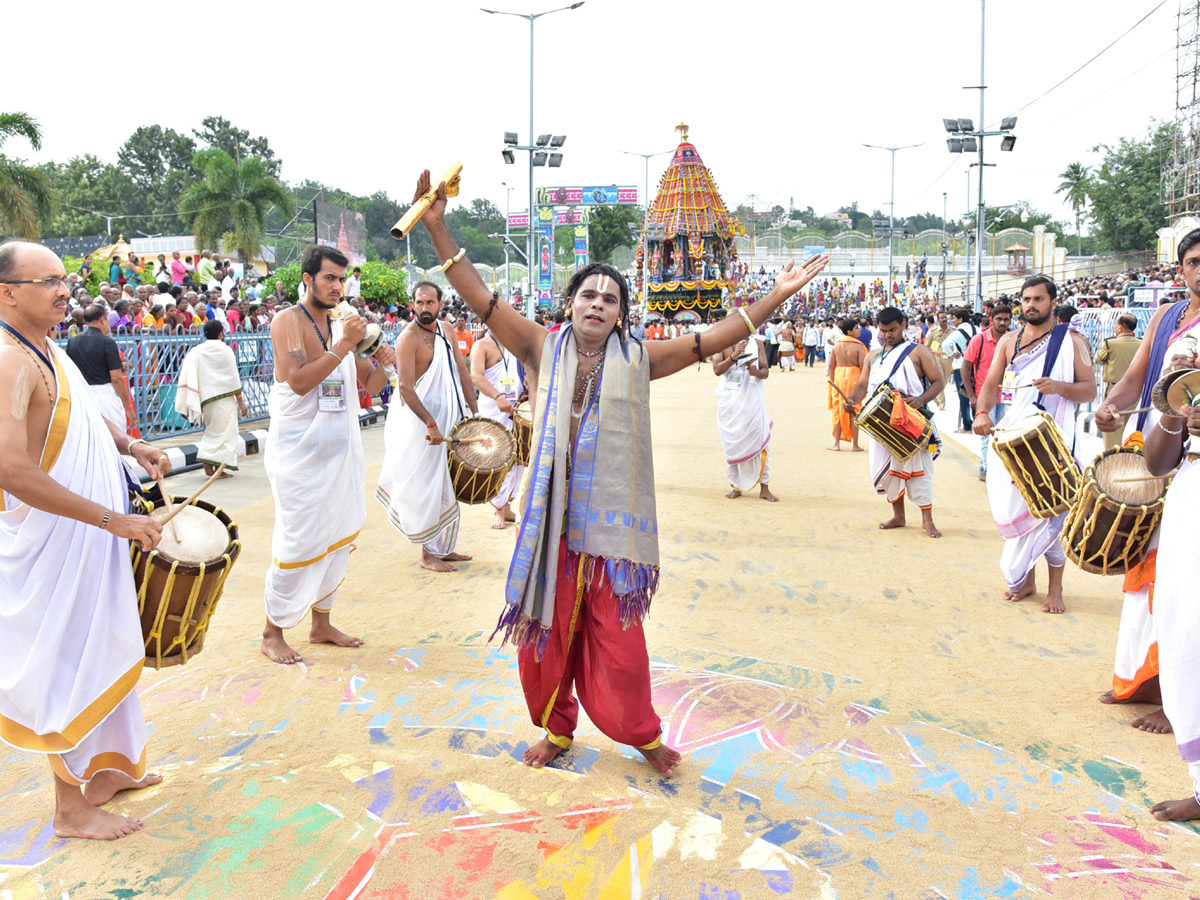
{"left": 518, "top": 535, "right": 663, "bottom": 751}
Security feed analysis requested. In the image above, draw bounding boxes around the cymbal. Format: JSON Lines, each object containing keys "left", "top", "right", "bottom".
{"left": 1152, "top": 367, "right": 1200, "bottom": 416}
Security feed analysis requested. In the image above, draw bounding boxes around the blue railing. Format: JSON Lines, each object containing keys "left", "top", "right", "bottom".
{"left": 58, "top": 326, "right": 401, "bottom": 440}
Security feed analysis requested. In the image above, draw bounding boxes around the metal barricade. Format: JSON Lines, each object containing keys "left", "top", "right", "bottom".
{"left": 58, "top": 324, "right": 402, "bottom": 441}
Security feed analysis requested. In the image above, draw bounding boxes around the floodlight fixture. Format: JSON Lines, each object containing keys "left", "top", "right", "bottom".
{"left": 1001, "top": 134, "right": 1017, "bottom": 151}
{"left": 943, "top": 118, "right": 961, "bottom": 133}
{"left": 962, "top": 137, "right": 978, "bottom": 153}
{"left": 502, "top": 148, "right": 516, "bottom": 164}
{"left": 550, "top": 135, "right": 566, "bottom": 147}
{"left": 533, "top": 151, "right": 548, "bottom": 166}
{"left": 947, "top": 138, "right": 963, "bottom": 153}
{"left": 536, "top": 134, "right": 552, "bottom": 146}
{"left": 503, "top": 131, "right": 518, "bottom": 145}
{"left": 958, "top": 118, "right": 974, "bottom": 133}
{"left": 548, "top": 153, "right": 563, "bottom": 167}
{"left": 1000, "top": 116, "right": 1018, "bottom": 131}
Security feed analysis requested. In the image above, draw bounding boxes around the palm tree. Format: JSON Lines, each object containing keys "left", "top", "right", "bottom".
{"left": 0, "top": 112, "right": 57, "bottom": 239}
{"left": 1055, "top": 162, "right": 1089, "bottom": 256}
{"left": 179, "top": 148, "right": 294, "bottom": 264}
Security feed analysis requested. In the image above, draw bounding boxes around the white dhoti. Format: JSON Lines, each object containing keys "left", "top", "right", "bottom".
{"left": 1153, "top": 457, "right": 1200, "bottom": 801}
{"left": 197, "top": 397, "right": 240, "bottom": 469}
{"left": 376, "top": 330, "right": 465, "bottom": 555}
{"left": 985, "top": 328, "right": 1078, "bottom": 590}
{"left": 716, "top": 351, "right": 772, "bottom": 492}
{"left": 89, "top": 382, "right": 126, "bottom": 430}
{"left": 476, "top": 342, "right": 525, "bottom": 510}
{"left": 0, "top": 346, "right": 147, "bottom": 785}
{"left": 264, "top": 318, "right": 366, "bottom": 628}
{"left": 866, "top": 342, "right": 935, "bottom": 509}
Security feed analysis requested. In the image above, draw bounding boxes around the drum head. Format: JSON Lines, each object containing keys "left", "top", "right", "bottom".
{"left": 991, "top": 413, "right": 1047, "bottom": 448}
{"left": 861, "top": 384, "right": 892, "bottom": 416}
{"left": 1093, "top": 448, "right": 1168, "bottom": 506}
{"left": 513, "top": 401, "right": 532, "bottom": 427}
{"left": 152, "top": 505, "right": 230, "bottom": 564}
{"left": 450, "top": 416, "right": 516, "bottom": 473}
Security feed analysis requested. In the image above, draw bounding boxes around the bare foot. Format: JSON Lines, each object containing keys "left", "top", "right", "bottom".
{"left": 1042, "top": 591, "right": 1065, "bottom": 614}
{"left": 217, "top": 471, "right": 233, "bottom": 479}
{"left": 879, "top": 515, "right": 905, "bottom": 530}
{"left": 921, "top": 510, "right": 942, "bottom": 538}
{"left": 827, "top": 443, "right": 842, "bottom": 451}
{"left": 54, "top": 805, "right": 143, "bottom": 840}
{"left": 759, "top": 485, "right": 778, "bottom": 502}
{"left": 1003, "top": 572, "right": 1036, "bottom": 603}
{"left": 725, "top": 489, "right": 742, "bottom": 499}
{"left": 522, "top": 736, "right": 565, "bottom": 768}
{"left": 202, "top": 464, "right": 214, "bottom": 476}
{"left": 851, "top": 444, "right": 864, "bottom": 452}
{"left": 421, "top": 548, "right": 457, "bottom": 572}
{"left": 1131, "top": 708, "right": 1173, "bottom": 734}
{"left": 1151, "top": 796, "right": 1200, "bottom": 821}
{"left": 491, "top": 511, "right": 507, "bottom": 530}
{"left": 1101, "top": 678, "right": 1162, "bottom": 705}
{"left": 504, "top": 510, "right": 517, "bottom": 522}
{"left": 310, "top": 622, "right": 363, "bottom": 648}
{"left": 261, "top": 630, "right": 305, "bottom": 665}
{"left": 978, "top": 471, "right": 987, "bottom": 482}
{"left": 638, "top": 743, "right": 682, "bottom": 778}
{"left": 442, "top": 552, "right": 473, "bottom": 562}
{"left": 83, "top": 770, "right": 163, "bottom": 807}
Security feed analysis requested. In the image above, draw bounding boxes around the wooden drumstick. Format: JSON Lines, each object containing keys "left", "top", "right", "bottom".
{"left": 158, "top": 464, "right": 225, "bottom": 527}
{"left": 154, "top": 473, "right": 182, "bottom": 543}
{"left": 1116, "top": 405, "right": 1154, "bottom": 417}
{"left": 827, "top": 380, "right": 852, "bottom": 404}
{"left": 1112, "top": 475, "right": 1168, "bottom": 484}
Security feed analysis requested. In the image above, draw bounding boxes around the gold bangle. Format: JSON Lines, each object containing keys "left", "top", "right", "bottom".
{"left": 128, "top": 438, "right": 149, "bottom": 452}
{"left": 439, "top": 248, "right": 467, "bottom": 273}
{"left": 737, "top": 307, "right": 756, "bottom": 335}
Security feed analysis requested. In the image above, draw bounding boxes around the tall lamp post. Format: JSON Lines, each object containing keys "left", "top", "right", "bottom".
{"left": 863, "top": 142, "right": 922, "bottom": 303}
{"left": 620, "top": 148, "right": 671, "bottom": 305}
{"left": 501, "top": 181, "right": 513, "bottom": 303}
{"left": 484, "top": 2, "right": 584, "bottom": 318}
{"left": 942, "top": 0, "right": 1018, "bottom": 314}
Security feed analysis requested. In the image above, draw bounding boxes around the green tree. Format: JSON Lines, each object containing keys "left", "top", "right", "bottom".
{"left": 587, "top": 206, "right": 641, "bottom": 263}
{"left": 178, "top": 148, "right": 295, "bottom": 264}
{"left": 193, "top": 116, "right": 282, "bottom": 178}
{"left": 117, "top": 125, "right": 198, "bottom": 234}
{"left": 39, "top": 155, "right": 126, "bottom": 238}
{"left": 0, "top": 112, "right": 56, "bottom": 238}
{"left": 1088, "top": 121, "right": 1172, "bottom": 254}
{"left": 1055, "top": 161, "right": 1089, "bottom": 255}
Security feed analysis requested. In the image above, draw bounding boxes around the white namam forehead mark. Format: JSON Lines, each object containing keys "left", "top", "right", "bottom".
{"left": 596, "top": 274, "right": 610, "bottom": 295}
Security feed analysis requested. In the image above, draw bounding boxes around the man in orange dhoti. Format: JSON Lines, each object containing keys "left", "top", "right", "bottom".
{"left": 827, "top": 318, "right": 866, "bottom": 451}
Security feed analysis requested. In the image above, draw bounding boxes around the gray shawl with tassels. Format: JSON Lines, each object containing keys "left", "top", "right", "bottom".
{"left": 492, "top": 325, "right": 660, "bottom": 658}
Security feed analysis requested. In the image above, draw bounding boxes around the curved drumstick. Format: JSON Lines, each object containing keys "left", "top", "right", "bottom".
{"left": 158, "top": 464, "right": 225, "bottom": 527}
{"left": 154, "top": 473, "right": 182, "bottom": 543}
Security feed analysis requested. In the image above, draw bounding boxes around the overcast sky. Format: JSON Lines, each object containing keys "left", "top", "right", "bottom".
{"left": 10, "top": 0, "right": 1179, "bottom": 232}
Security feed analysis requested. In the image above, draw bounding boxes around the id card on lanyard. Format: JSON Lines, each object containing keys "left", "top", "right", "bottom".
{"left": 999, "top": 369, "right": 1016, "bottom": 405}
{"left": 498, "top": 373, "right": 518, "bottom": 398}
{"left": 319, "top": 375, "right": 347, "bottom": 412}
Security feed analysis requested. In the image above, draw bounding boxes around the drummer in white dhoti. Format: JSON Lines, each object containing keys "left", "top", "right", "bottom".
{"left": 845, "top": 306, "right": 945, "bottom": 538}
{"left": 469, "top": 328, "right": 525, "bottom": 528}
{"left": 974, "top": 275, "right": 1095, "bottom": 614}
{"left": 711, "top": 322, "right": 777, "bottom": 501}
{"left": 0, "top": 241, "right": 170, "bottom": 840}
{"left": 376, "top": 281, "right": 478, "bottom": 572}
{"left": 176, "top": 319, "right": 248, "bottom": 476}
{"left": 261, "top": 245, "right": 395, "bottom": 665}
{"left": 1093, "top": 231, "right": 1200, "bottom": 733}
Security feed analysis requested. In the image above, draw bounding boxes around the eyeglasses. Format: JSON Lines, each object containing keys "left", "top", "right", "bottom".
{"left": 2, "top": 275, "right": 71, "bottom": 290}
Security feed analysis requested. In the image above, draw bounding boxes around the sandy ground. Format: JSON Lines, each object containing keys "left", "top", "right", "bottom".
{"left": 1, "top": 362, "right": 1197, "bottom": 900}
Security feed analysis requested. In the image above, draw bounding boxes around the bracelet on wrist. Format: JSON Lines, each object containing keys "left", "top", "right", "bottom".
{"left": 128, "top": 438, "right": 149, "bottom": 452}
{"left": 426, "top": 422, "right": 437, "bottom": 429}
{"left": 326, "top": 349, "right": 345, "bottom": 362}
{"left": 99, "top": 508, "right": 112, "bottom": 530}
{"left": 1159, "top": 418, "right": 1184, "bottom": 435}
{"left": 439, "top": 248, "right": 467, "bottom": 273}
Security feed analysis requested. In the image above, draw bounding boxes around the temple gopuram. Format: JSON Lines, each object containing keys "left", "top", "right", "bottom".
{"left": 636, "top": 124, "right": 742, "bottom": 323}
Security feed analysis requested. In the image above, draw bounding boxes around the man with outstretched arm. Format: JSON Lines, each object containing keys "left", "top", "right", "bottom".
{"left": 414, "top": 170, "right": 827, "bottom": 778}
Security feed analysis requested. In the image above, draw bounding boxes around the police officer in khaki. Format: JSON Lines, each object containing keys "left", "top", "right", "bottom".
{"left": 1094, "top": 313, "right": 1142, "bottom": 449}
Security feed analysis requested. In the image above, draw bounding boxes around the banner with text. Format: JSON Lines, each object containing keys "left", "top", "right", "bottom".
{"left": 537, "top": 206, "right": 555, "bottom": 299}
{"left": 574, "top": 224, "right": 589, "bottom": 269}
{"left": 536, "top": 186, "right": 638, "bottom": 206}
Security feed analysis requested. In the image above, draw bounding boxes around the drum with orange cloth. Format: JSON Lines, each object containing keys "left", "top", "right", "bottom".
{"left": 854, "top": 383, "right": 932, "bottom": 462}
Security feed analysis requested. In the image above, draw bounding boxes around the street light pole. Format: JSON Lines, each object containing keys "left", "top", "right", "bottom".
{"left": 620, "top": 148, "right": 671, "bottom": 306}
{"left": 863, "top": 142, "right": 922, "bottom": 304}
{"left": 502, "top": 181, "right": 512, "bottom": 304}
{"left": 482, "top": 3, "right": 585, "bottom": 318}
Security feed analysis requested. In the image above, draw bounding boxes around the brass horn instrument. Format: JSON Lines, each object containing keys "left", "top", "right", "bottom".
{"left": 391, "top": 162, "right": 463, "bottom": 239}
